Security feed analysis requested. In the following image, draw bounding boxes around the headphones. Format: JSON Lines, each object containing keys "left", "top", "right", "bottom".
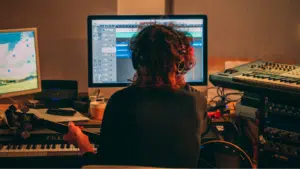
{"left": 170, "top": 28, "right": 188, "bottom": 74}
{"left": 131, "top": 25, "right": 192, "bottom": 74}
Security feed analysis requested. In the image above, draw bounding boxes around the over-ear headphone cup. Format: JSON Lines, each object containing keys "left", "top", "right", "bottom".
{"left": 131, "top": 52, "right": 139, "bottom": 69}
{"left": 132, "top": 56, "right": 137, "bottom": 69}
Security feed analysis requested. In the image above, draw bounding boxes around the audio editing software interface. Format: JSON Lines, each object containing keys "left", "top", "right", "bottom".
{"left": 91, "top": 19, "right": 204, "bottom": 84}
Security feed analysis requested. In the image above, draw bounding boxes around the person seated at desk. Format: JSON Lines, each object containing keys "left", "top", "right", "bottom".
{"left": 64, "top": 24, "right": 206, "bottom": 168}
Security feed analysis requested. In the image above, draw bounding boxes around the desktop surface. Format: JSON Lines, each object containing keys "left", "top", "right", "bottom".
{"left": 88, "top": 15, "right": 207, "bottom": 87}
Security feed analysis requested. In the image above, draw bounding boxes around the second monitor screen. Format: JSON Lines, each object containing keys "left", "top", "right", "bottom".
{"left": 91, "top": 19, "right": 205, "bottom": 84}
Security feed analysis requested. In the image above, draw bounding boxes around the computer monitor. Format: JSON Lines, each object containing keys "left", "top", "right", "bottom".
{"left": 88, "top": 15, "right": 207, "bottom": 87}
{"left": 0, "top": 28, "right": 41, "bottom": 99}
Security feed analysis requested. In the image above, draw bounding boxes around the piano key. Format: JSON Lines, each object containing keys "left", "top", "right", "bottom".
{"left": 54, "top": 144, "right": 62, "bottom": 156}
{"left": 7, "top": 144, "right": 12, "bottom": 150}
{"left": 7, "top": 144, "right": 23, "bottom": 157}
{"left": 27, "top": 144, "right": 37, "bottom": 157}
{"left": 0, "top": 145, "right": 9, "bottom": 157}
{"left": 70, "top": 145, "right": 80, "bottom": 155}
{"left": 287, "top": 79, "right": 298, "bottom": 83}
{"left": 60, "top": 144, "right": 65, "bottom": 149}
{"left": 35, "top": 144, "right": 44, "bottom": 156}
{"left": 234, "top": 75, "right": 300, "bottom": 90}
{"left": 26, "top": 144, "right": 31, "bottom": 149}
{"left": 11, "top": 144, "right": 17, "bottom": 149}
{"left": 17, "top": 144, "right": 23, "bottom": 149}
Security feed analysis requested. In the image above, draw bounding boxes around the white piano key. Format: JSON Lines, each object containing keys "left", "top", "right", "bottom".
{"left": 70, "top": 144, "right": 80, "bottom": 156}
{"left": 0, "top": 145, "right": 9, "bottom": 157}
{"left": 7, "top": 145, "right": 21, "bottom": 157}
{"left": 35, "top": 144, "right": 45, "bottom": 157}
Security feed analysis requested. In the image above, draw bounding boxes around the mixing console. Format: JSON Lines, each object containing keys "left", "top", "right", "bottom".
{"left": 209, "top": 60, "right": 300, "bottom": 96}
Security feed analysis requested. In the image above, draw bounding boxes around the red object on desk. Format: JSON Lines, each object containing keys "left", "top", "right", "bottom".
{"left": 208, "top": 110, "right": 221, "bottom": 119}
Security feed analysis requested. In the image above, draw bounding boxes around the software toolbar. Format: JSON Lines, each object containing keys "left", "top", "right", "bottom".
{"left": 92, "top": 25, "right": 117, "bottom": 83}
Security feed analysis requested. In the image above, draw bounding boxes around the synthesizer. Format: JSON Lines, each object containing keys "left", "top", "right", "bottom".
{"left": 0, "top": 130, "right": 99, "bottom": 168}
{"left": 209, "top": 60, "right": 300, "bottom": 97}
{"left": 0, "top": 137, "right": 98, "bottom": 157}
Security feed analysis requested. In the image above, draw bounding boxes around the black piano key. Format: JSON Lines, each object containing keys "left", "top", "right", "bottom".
{"left": 66, "top": 144, "right": 71, "bottom": 149}
{"left": 41, "top": 144, "right": 45, "bottom": 149}
{"left": 46, "top": 144, "right": 51, "bottom": 149}
{"left": 0, "top": 144, "right": 3, "bottom": 150}
{"left": 32, "top": 144, "right": 37, "bottom": 149}
{"left": 51, "top": 144, "right": 56, "bottom": 149}
{"left": 11, "top": 144, "right": 17, "bottom": 149}
{"left": 17, "top": 145, "right": 23, "bottom": 149}
{"left": 60, "top": 144, "right": 65, "bottom": 149}
{"left": 7, "top": 144, "right": 12, "bottom": 149}
{"left": 26, "top": 144, "right": 31, "bottom": 149}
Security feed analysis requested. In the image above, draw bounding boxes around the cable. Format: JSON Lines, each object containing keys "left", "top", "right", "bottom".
{"left": 208, "top": 95, "right": 221, "bottom": 104}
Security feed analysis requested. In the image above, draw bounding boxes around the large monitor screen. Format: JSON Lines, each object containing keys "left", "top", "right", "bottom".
{"left": 88, "top": 15, "right": 207, "bottom": 87}
{"left": 0, "top": 28, "right": 41, "bottom": 99}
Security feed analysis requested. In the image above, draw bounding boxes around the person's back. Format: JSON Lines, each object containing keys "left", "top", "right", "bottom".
{"left": 96, "top": 86, "right": 205, "bottom": 168}
{"left": 64, "top": 23, "right": 206, "bottom": 168}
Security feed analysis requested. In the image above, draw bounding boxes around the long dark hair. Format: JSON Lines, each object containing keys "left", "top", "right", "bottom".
{"left": 129, "top": 23, "right": 195, "bottom": 89}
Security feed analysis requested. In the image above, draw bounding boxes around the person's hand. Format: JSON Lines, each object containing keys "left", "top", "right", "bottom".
{"left": 63, "top": 122, "right": 95, "bottom": 155}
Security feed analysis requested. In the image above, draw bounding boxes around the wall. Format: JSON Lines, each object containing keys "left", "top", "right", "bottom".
{"left": 118, "top": 0, "right": 165, "bottom": 15}
{"left": 0, "top": 0, "right": 117, "bottom": 93}
{"left": 174, "top": 0, "right": 300, "bottom": 74}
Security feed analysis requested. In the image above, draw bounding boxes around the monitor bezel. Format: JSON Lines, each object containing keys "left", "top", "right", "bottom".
{"left": 88, "top": 15, "right": 208, "bottom": 87}
{"left": 0, "top": 28, "right": 42, "bottom": 99}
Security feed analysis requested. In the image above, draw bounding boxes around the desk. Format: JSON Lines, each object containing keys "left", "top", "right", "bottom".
{"left": 0, "top": 104, "right": 101, "bottom": 127}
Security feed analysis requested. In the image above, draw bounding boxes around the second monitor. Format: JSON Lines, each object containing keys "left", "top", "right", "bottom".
{"left": 0, "top": 28, "right": 41, "bottom": 99}
{"left": 88, "top": 15, "right": 207, "bottom": 87}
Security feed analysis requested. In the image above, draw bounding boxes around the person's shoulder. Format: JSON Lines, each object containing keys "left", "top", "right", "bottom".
{"left": 181, "top": 84, "right": 206, "bottom": 103}
{"left": 109, "top": 86, "right": 138, "bottom": 100}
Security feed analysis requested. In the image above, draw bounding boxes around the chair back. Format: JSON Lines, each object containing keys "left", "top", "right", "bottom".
{"left": 198, "top": 140, "right": 254, "bottom": 168}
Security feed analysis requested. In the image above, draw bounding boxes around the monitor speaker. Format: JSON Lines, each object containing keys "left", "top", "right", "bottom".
{"left": 34, "top": 80, "right": 78, "bottom": 108}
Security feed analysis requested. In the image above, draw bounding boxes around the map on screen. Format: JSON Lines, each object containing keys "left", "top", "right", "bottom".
{"left": 0, "top": 31, "right": 39, "bottom": 95}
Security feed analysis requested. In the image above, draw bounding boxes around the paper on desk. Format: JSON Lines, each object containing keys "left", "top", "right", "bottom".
{"left": 28, "top": 108, "right": 89, "bottom": 122}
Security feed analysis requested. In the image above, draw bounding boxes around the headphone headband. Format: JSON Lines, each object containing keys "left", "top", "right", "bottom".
{"left": 131, "top": 24, "right": 191, "bottom": 74}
